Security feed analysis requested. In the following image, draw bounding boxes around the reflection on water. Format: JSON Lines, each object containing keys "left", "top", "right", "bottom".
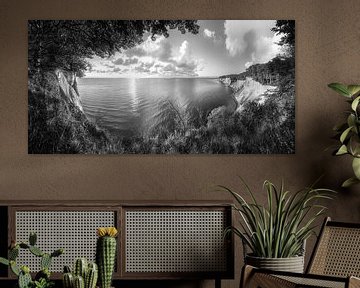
{"left": 77, "top": 78, "right": 234, "bottom": 138}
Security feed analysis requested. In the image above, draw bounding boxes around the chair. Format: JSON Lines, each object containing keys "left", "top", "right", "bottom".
{"left": 241, "top": 217, "right": 360, "bottom": 288}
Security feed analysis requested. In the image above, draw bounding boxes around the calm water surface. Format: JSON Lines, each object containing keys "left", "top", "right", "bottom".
{"left": 77, "top": 78, "right": 234, "bottom": 137}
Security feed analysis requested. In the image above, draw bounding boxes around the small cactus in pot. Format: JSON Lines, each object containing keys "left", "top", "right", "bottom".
{"left": 62, "top": 259, "right": 98, "bottom": 288}
{"left": 96, "top": 227, "right": 118, "bottom": 288}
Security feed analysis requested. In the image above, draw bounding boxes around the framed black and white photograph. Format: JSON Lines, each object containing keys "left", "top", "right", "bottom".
{"left": 28, "top": 20, "right": 295, "bottom": 154}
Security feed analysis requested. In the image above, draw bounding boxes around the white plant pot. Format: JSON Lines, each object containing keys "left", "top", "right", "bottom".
{"left": 245, "top": 254, "right": 305, "bottom": 273}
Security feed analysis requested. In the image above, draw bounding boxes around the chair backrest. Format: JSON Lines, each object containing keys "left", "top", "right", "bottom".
{"left": 307, "top": 217, "right": 360, "bottom": 277}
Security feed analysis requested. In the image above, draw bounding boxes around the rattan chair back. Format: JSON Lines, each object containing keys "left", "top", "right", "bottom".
{"left": 307, "top": 217, "right": 360, "bottom": 278}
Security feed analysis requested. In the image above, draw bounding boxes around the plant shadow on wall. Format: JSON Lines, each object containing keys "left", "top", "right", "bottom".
{"left": 28, "top": 20, "right": 295, "bottom": 154}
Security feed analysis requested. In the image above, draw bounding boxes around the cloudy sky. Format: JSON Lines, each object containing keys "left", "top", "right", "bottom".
{"left": 85, "top": 20, "right": 282, "bottom": 78}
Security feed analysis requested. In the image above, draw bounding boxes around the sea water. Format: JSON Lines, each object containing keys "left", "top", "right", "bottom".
{"left": 77, "top": 77, "right": 234, "bottom": 137}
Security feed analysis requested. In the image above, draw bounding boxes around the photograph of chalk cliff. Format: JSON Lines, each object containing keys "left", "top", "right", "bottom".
{"left": 28, "top": 20, "right": 295, "bottom": 154}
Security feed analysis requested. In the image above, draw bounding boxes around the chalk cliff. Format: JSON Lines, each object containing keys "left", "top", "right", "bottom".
{"left": 56, "top": 69, "right": 84, "bottom": 112}
{"left": 28, "top": 70, "right": 110, "bottom": 153}
{"left": 219, "top": 77, "right": 277, "bottom": 112}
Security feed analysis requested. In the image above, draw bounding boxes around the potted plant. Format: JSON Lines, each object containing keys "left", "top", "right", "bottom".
{"left": 0, "top": 232, "right": 63, "bottom": 288}
{"left": 328, "top": 83, "right": 360, "bottom": 187}
{"left": 219, "top": 179, "right": 334, "bottom": 273}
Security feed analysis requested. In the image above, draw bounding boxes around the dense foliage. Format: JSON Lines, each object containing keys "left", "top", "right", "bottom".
{"left": 328, "top": 83, "right": 360, "bottom": 187}
{"left": 28, "top": 20, "right": 199, "bottom": 77}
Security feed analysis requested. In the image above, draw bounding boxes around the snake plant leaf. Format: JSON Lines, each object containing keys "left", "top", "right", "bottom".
{"left": 347, "top": 85, "right": 360, "bottom": 97}
{"left": 336, "top": 144, "right": 348, "bottom": 155}
{"left": 351, "top": 96, "right": 360, "bottom": 111}
{"left": 328, "top": 83, "right": 351, "bottom": 97}
{"left": 352, "top": 157, "right": 360, "bottom": 179}
{"left": 342, "top": 177, "right": 360, "bottom": 188}
{"left": 340, "top": 126, "right": 353, "bottom": 143}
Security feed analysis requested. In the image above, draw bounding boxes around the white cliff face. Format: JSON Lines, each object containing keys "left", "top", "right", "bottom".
{"left": 56, "top": 69, "right": 83, "bottom": 112}
{"left": 220, "top": 77, "right": 277, "bottom": 112}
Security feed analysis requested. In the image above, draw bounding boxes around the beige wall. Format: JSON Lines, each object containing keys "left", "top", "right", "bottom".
{"left": 1, "top": 0, "right": 360, "bottom": 287}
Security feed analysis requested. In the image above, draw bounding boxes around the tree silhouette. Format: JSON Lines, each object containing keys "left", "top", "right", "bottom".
{"left": 28, "top": 20, "right": 200, "bottom": 76}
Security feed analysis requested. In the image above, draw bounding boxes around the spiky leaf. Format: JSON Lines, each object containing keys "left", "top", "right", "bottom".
{"left": 328, "top": 83, "right": 351, "bottom": 97}
{"left": 342, "top": 177, "right": 360, "bottom": 188}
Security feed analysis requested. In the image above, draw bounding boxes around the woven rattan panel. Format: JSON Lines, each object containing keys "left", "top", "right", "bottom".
{"left": 125, "top": 210, "right": 227, "bottom": 273}
{"left": 277, "top": 275, "right": 345, "bottom": 288}
{"left": 310, "top": 226, "right": 360, "bottom": 277}
{"left": 15, "top": 211, "right": 115, "bottom": 272}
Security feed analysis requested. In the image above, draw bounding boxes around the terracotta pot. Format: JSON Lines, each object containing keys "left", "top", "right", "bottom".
{"left": 245, "top": 254, "right": 304, "bottom": 273}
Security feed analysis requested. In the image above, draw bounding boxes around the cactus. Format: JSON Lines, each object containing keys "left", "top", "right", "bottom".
{"left": 0, "top": 232, "right": 64, "bottom": 288}
{"left": 96, "top": 227, "right": 118, "bottom": 288}
{"left": 0, "top": 257, "right": 9, "bottom": 266}
{"left": 74, "top": 258, "right": 87, "bottom": 279}
{"left": 29, "top": 232, "right": 37, "bottom": 246}
{"left": 18, "top": 268, "right": 32, "bottom": 288}
{"left": 9, "top": 246, "right": 19, "bottom": 260}
{"left": 10, "top": 260, "right": 20, "bottom": 276}
{"left": 63, "top": 272, "right": 74, "bottom": 288}
{"left": 41, "top": 253, "right": 52, "bottom": 270}
{"left": 85, "top": 263, "right": 98, "bottom": 288}
{"left": 29, "top": 245, "right": 44, "bottom": 257}
{"left": 74, "top": 275, "right": 85, "bottom": 288}
{"left": 63, "top": 260, "right": 98, "bottom": 288}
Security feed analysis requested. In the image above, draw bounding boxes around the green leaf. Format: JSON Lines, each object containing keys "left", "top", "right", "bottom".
{"left": 340, "top": 126, "right": 353, "bottom": 143}
{"left": 347, "top": 114, "right": 356, "bottom": 128}
{"left": 352, "top": 157, "right": 360, "bottom": 179}
{"left": 351, "top": 96, "right": 360, "bottom": 111}
{"left": 10, "top": 261, "right": 20, "bottom": 276}
{"left": 349, "top": 135, "right": 360, "bottom": 156}
{"left": 0, "top": 257, "right": 9, "bottom": 266}
{"left": 342, "top": 177, "right": 360, "bottom": 188}
{"left": 336, "top": 145, "right": 348, "bottom": 155}
{"left": 347, "top": 85, "right": 360, "bottom": 97}
{"left": 328, "top": 83, "right": 350, "bottom": 97}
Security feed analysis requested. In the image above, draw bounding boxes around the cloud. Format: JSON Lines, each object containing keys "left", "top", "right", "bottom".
{"left": 113, "top": 57, "right": 139, "bottom": 66}
{"left": 112, "top": 67, "right": 122, "bottom": 73}
{"left": 96, "top": 36, "right": 203, "bottom": 77}
{"left": 203, "top": 28, "right": 216, "bottom": 39}
{"left": 113, "top": 58, "right": 124, "bottom": 65}
{"left": 224, "top": 20, "right": 281, "bottom": 68}
{"left": 125, "top": 46, "right": 147, "bottom": 57}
